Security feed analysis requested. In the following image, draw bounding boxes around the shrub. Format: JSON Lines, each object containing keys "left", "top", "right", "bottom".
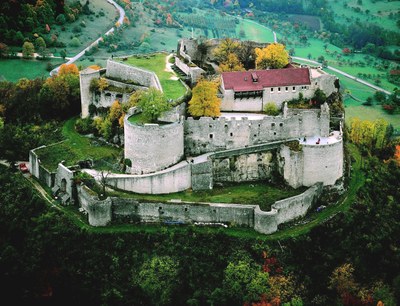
{"left": 75, "top": 117, "right": 95, "bottom": 134}
{"left": 70, "top": 37, "right": 81, "bottom": 47}
{"left": 263, "top": 102, "right": 280, "bottom": 116}
{"left": 72, "top": 26, "right": 82, "bottom": 33}
{"left": 124, "top": 158, "right": 132, "bottom": 167}
{"left": 56, "top": 14, "right": 66, "bottom": 25}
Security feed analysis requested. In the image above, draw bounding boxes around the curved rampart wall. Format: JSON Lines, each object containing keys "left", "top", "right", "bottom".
{"left": 105, "top": 60, "right": 162, "bottom": 91}
{"left": 184, "top": 106, "right": 329, "bottom": 156}
{"left": 124, "top": 117, "right": 184, "bottom": 174}
{"left": 279, "top": 138, "right": 343, "bottom": 188}
{"left": 106, "top": 161, "right": 191, "bottom": 194}
{"left": 254, "top": 183, "right": 323, "bottom": 234}
{"left": 78, "top": 183, "right": 322, "bottom": 235}
{"left": 302, "top": 140, "right": 343, "bottom": 186}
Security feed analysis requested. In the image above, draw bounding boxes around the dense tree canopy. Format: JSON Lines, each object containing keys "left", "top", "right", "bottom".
{"left": 255, "top": 43, "right": 289, "bottom": 69}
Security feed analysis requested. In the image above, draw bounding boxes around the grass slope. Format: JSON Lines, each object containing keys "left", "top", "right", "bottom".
{"left": 35, "top": 117, "right": 121, "bottom": 171}
{"left": 108, "top": 182, "right": 306, "bottom": 211}
{"left": 119, "top": 53, "right": 187, "bottom": 100}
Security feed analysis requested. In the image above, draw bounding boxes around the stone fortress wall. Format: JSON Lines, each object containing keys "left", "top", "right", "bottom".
{"left": 184, "top": 107, "right": 329, "bottom": 156}
{"left": 105, "top": 60, "right": 162, "bottom": 90}
{"left": 77, "top": 180, "right": 323, "bottom": 235}
{"left": 79, "top": 60, "right": 163, "bottom": 118}
{"left": 119, "top": 103, "right": 343, "bottom": 194}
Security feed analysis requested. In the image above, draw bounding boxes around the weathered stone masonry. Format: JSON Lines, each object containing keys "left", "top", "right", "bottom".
{"left": 78, "top": 182, "right": 323, "bottom": 234}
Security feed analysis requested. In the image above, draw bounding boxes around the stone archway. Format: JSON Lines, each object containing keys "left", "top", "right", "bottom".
{"left": 60, "top": 178, "right": 67, "bottom": 193}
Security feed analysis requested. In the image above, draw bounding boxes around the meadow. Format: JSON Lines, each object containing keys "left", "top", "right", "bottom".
{"left": 327, "top": 0, "right": 399, "bottom": 32}
{"left": 0, "top": 58, "right": 65, "bottom": 82}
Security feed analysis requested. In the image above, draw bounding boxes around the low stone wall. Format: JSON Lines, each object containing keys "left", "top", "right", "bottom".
{"left": 29, "top": 146, "right": 55, "bottom": 188}
{"left": 106, "top": 161, "right": 191, "bottom": 194}
{"left": 174, "top": 57, "right": 204, "bottom": 84}
{"left": 105, "top": 60, "right": 162, "bottom": 91}
{"left": 78, "top": 183, "right": 322, "bottom": 235}
{"left": 254, "top": 183, "right": 323, "bottom": 234}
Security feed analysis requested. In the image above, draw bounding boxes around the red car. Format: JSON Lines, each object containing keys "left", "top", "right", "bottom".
{"left": 19, "top": 163, "right": 29, "bottom": 173}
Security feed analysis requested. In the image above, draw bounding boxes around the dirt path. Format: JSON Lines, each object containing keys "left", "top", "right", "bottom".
{"left": 165, "top": 53, "right": 179, "bottom": 80}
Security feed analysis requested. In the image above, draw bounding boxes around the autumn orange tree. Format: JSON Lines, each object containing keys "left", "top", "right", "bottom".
{"left": 58, "top": 63, "right": 79, "bottom": 76}
{"left": 255, "top": 43, "right": 289, "bottom": 69}
{"left": 188, "top": 79, "right": 221, "bottom": 117}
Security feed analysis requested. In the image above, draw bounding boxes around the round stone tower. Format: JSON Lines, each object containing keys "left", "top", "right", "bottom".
{"left": 124, "top": 113, "right": 184, "bottom": 175}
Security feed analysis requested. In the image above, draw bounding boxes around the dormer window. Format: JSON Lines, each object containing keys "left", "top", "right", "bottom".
{"left": 251, "top": 72, "right": 258, "bottom": 82}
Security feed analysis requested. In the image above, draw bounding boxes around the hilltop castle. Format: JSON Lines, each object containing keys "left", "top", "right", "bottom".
{"left": 29, "top": 39, "right": 344, "bottom": 234}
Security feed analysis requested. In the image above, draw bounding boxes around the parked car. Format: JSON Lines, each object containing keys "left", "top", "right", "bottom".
{"left": 19, "top": 163, "right": 29, "bottom": 173}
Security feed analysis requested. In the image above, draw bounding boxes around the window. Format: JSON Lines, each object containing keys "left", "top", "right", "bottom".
{"left": 271, "top": 123, "right": 275, "bottom": 127}
{"left": 209, "top": 134, "right": 213, "bottom": 139}
{"left": 279, "top": 123, "right": 283, "bottom": 127}
{"left": 315, "top": 82, "right": 318, "bottom": 85}
{"left": 285, "top": 87, "right": 288, "bottom": 92}
{"left": 271, "top": 88, "right": 274, "bottom": 93}
{"left": 278, "top": 87, "right": 281, "bottom": 92}
{"left": 230, "top": 132, "right": 233, "bottom": 137}
{"left": 292, "top": 86, "right": 296, "bottom": 91}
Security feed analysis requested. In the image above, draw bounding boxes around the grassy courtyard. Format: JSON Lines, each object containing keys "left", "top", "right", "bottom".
{"left": 118, "top": 53, "right": 187, "bottom": 100}
{"left": 35, "top": 117, "right": 121, "bottom": 172}
{"left": 108, "top": 181, "right": 307, "bottom": 211}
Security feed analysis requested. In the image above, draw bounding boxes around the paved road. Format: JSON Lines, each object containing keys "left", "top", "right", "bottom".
{"left": 50, "top": 0, "right": 125, "bottom": 76}
{"left": 292, "top": 56, "right": 391, "bottom": 95}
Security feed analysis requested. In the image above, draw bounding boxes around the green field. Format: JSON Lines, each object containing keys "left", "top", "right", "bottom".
{"left": 324, "top": 69, "right": 400, "bottom": 130}
{"left": 51, "top": 0, "right": 117, "bottom": 58}
{"left": 327, "top": 0, "right": 399, "bottom": 32}
{"left": 237, "top": 18, "right": 275, "bottom": 43}
{"left": 293, "top": 38, "right": 396, "bottom": 92}
{"left": 118, "top": 53, "right": 187, "bottom": 100}
{"left": 0, "top": 58, "right": 65, "bottom": 82}
{"left": 35, "top": 117, "right": 121, "bottom": 172}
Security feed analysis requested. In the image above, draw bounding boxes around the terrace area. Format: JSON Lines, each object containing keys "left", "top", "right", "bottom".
{"left": 116, "top": 53, "right": 187, "bottom": 100}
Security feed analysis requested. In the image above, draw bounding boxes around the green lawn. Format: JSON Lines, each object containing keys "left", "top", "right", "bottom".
{"left": 237, "top": 18, "right": 275, "bottom": 43}
{"left": 118, "top": 53, "right": 187, "bottom": 100}
{"left": 35, "top": 117, "right": 121, "bottom": 172}
{"left": 109, "top": 182, "right": 306, "bottom": 211}
{"left": 0, "top": 58, "right": 65, "bottom": 82}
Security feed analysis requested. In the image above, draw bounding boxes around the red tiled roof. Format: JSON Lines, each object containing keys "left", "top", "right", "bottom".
{"left": 222, "top": 68, "right": 311, "bottom": 92}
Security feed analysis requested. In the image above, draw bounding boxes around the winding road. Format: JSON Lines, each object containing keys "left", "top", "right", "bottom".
{"left": 50, "top": 0, "right": 125, "bottom": 75}
{"left": 291, "top": 56, "right": 392, "bottom": 95}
